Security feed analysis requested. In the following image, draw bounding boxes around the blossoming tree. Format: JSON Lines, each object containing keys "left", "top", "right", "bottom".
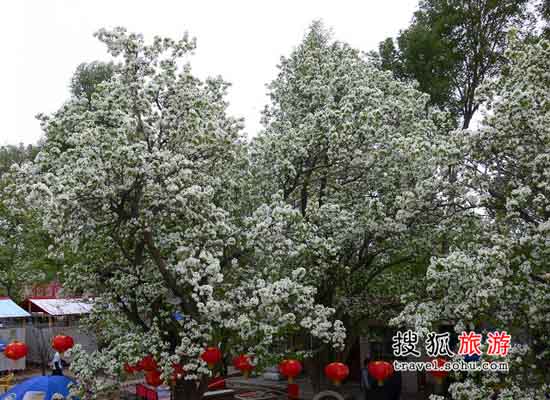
{"left": 250, "top": 22, "right": 463, "bottom": 388}
{"left": 16, "top": 28, "right": 345, "bottom": 399}
{"left": 393, "top": 37, "right": 550, "bottom": 399}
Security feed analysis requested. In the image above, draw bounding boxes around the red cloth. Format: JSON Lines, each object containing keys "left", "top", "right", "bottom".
{"left": 287, "top": 383, "right": 299, "bottom": 399}
{"left": 136, "top": 384, "right": 158, "bottom": 400}
{"left": 208, "top": 376, "right": 226, "bottom": 390}
{"left": 136, "top": 384, "right": 147, "bottom": 397}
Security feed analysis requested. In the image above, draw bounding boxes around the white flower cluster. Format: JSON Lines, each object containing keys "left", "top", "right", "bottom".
{"left": 391, "top": 37, "right": 550, "bottom": 398}
{"left": 250, "top": 21, "right": 456, "bottom": 353}
{"left": 15, "top": 27, "right": 346, "bottom": 397}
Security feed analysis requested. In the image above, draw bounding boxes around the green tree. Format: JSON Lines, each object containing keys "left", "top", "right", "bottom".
{"left": 70, "top": 61, "right": 114, "bottom": 106}
{"left": 0, "top": 144, "right": 56, "bottom": 300}
{"left": 0, "top": 144, "right": 39, "bottom": 177}
{"left": 376, "top": 38, "right": 403, "bottom": 76}
{"left": 377, "top": 0, "right": 532, "bottom": 128}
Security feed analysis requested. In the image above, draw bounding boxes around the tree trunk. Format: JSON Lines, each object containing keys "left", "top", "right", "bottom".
{"left": 304, "top": 346, "right": 329, "bottom": 394}
{"left": 462, "top": 109, "right": 473, "bottom": 130}
{"left": 341, "top": 332, "right": 359, "bottom": 364}
{"left": 172, "top": 378, "right": 207, "bottom": 400}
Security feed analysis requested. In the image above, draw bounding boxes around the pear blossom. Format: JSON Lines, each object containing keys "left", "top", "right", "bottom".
{"left": 392, "top": 37, "right": 550, "bottom": 399}
{"left": 250, "top": 22, "right": 459, "bottom": 372}
{"left": 16, "top": 27, "right": 345, "bottom": 399}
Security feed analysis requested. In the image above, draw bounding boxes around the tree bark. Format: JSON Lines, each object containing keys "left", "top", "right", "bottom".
{"left": 304, "top": 346, "right": 329, "bottom": 394}
{"left": 341, "top": 332, "right": 359, "bottom": 364}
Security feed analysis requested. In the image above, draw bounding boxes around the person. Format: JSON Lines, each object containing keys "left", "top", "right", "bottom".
{"left": 360, "top": 357, "right": 376, "bottom": 399}
{"left": 51, "top": 351, "right": 63, "bottom": 376}
{"left": 386, "top": 364, "right": 402, "bottom": 400}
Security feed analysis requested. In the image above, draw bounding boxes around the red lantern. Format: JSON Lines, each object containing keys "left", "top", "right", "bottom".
{"left": 429, "top": 358, "right": 449, "bottom": 384}
{"left": 172, "top": 363, "right": 185, "bottom": 381}
{"left": 140, "top": 355, "right": 158, "bottom": 371}
{"left": 201, "top": 347, "right": 222, "bottom": 369}
{"left": 4, "top": 341, "right": 28, "bottom": 361}
{"left": 367, "top": 361, "right": 394, "bottom": 386}
{"left": 233, "top": 354, "right": 254, "bottom": 378}
{"left": 278, "top": 359, "right": 302, "bottom": 383}
{"left": 52, "top": 335, "right": 74, "bottom": 353}
{"left": 324, "top": 362, "right": 350, "bottom": 386}
{"left": 65, "top": 336, "right": 75, "bottom": 350}
{"left": 145, "top": 369, "right": 163, "bottom": 387}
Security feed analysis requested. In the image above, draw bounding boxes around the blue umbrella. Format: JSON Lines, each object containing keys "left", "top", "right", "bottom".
{"left": 0, "top": 376, "right": 77, "bottom": 400}
{"left": 0, "top": 340, "right": 6, "bottom": 352}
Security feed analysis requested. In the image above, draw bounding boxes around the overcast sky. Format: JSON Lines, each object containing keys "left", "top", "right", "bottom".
{"left": 1, "top": 0, "right": 419, "bottom": 145}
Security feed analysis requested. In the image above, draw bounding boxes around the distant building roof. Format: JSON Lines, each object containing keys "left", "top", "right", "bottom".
{"left": 0, "top": 298, "right": 31, "bottom": 318}
{"left": 23, "top": 297, "right": 93, "bottom": 316}
{"left": 30, "top": 280, "right": 63, "bottom": 298}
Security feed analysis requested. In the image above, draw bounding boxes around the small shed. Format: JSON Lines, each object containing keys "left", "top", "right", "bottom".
{"left": 22, "top": 297, "right": 93, "bottom": 325}
{"left": 0, "top": 297, "right": 30, "bottom": 371}
{"left": 0, "top": 298, "right": 31, "bottom": 323}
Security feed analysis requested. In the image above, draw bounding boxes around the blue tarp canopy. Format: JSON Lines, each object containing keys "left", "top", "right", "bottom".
{"left": 0, "top": 298, "right": 30, "bottom": 318}
{"left": 0, "top": 376, "right": 77, "bottom": 400}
